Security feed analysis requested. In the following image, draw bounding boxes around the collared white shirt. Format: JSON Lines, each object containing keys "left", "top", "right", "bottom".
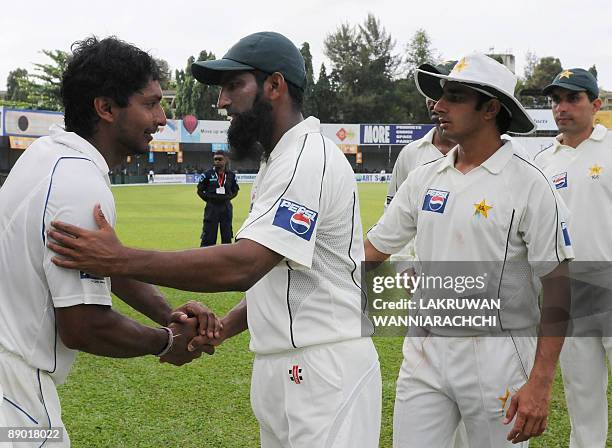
{"left": 386, "top": 127, "right": 444, "bottom": 208}
{"left": 385, "top": 128, "right": 445, "bottom": 266}
{"left": 0, "top": 125, "right": 116, "bottom": 384}
{"left": 535, "top": 124, "right": 612, "bottom": 262}
{"left": 368, "top": 140, "right": 573, "bottom": 333}
{"left": 236, "top": 117, "right": 366, "bottom": 354}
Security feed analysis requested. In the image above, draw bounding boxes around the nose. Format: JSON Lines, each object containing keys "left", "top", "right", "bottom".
{"left": 553, "top": 99, "right": 568, "bottom": 113}
{"left": 217, "top": 88, "right": 231, "bottom": 110}
{"left": 433, "top": 97, "right": 446, "bottom": 113}
{"left": 156, "top": 103, "right": 167, "bottom": 127}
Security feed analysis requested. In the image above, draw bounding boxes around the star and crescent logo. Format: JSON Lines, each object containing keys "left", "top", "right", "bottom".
{"left": 558, "top": 70, "right": 573, "bottom": 79}
{"left": 473, "top": 199, "right": 493, "bottom": 218}
{"left": 498, "top": 388, "right": 511, "bottom": 412}
{"left": 453, "top": 58, "right": 469, "bottom": 73}
{"left": 589, "top": 164, "right": 603, "bottom": 178}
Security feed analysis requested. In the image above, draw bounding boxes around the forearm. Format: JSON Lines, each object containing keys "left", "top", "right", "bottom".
{"left": 529, "top": 335, "right": 563, "bottom": 385}
{"left": 118, "top": 240, "right": 274, "bottom": 292}
{"left": 111, "top": 277, "right": 172, "bottom": 325}
{"left": 530, "top": 262, "right": 571, "bottom": 384}
{"left": 59, "top": 307, "right": 167, "bottom": 357}
{"left": 221, "top": 298, "right": 248, "bottom": 340}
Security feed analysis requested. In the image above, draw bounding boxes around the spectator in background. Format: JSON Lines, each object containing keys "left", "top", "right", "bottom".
{"left": 148, "top": 168, "right": 155, "bottom": 183}
{"left": 197, "top": 150, "right": 239, "bottom": 246}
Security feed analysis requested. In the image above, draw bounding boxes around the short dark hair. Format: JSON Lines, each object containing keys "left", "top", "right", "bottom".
{"left": 475, "top": 93, "right": 511, "bottom": 134}
{"left": 213, "top": 150, "right": 226, "bottom": 157}
{"left": 253, "top": 70, "right": 303, "bottom": 112}
{"left": 587, "top": 91, "right": 599, "bottom": 102}
{"left": 61, "top": 36, "right": 160, "bottom": 138}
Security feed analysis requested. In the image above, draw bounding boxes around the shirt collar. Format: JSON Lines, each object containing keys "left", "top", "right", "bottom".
{"left": 49, "top": 124, "right": 110, "bottom": 175}
{"left": 436, "top": 139, "right": 514, "bottom": 175}
{"left": 590, "top": 124, "right": 608, "bottom": 141}
{"left": 553, "top": 124, "right": 608, "bottom": 152}
{"left": 416, "top": 126, "right": 437, "bottom": 147}
{"left": 268, "top": 116, "right": 321, "bottom": 161}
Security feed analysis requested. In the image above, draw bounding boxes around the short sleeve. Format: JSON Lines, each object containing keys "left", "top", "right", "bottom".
{"left": 236, "top": 134, "right": 324, "bottom": 268}
{"left": 519, "top": 175, "right": 574, "bottom": 277}
{"left": 368, "top": 172, "right": 419, "bottom": 255}
{"left": 42, "top": 158, "right": 116, "bottom": 308}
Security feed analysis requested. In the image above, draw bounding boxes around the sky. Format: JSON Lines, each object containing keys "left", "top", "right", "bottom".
{"left": 2, "top": 0, "right": 612, "bottom": 94}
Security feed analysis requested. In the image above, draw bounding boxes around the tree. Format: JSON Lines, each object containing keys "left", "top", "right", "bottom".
{"left": 524, "top": 56, "right": 563, "bottom": 91}
{"left": 404, "top": 29, "right": 438, "bottom": 77}
{"left": 519, "top": 56, "right": 562, "bottom": 108}
{"left": 155, "top": 58, "right": 172, "bottom": 90}
{"left": 300, "top": 42, "right": 316, "bottom": 117}
{"left": 6, "top": 68, "right": 29, "bottom": 102}
{"left": 323, "top": 14, "right": 400, "bottom": 122}
{"left": 392, "top": 28, "right": 439, "bottom": 124}
{"left": 27, "top": 49, "right": 70, "bottom": 111}
{"left": 2, "top": 50, "right": 69, "bottom": 111}
{"left": 312, "top": 63, "right": 338, "bottom": 122}
{"left": 174, "top": 51, "right": 221, "bottom": 119}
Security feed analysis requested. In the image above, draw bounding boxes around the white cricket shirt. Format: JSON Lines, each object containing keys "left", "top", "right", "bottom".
{"left": 534, "top": 124, "right": 612, "bottom": 262}
{"left": 0, "top": 125, "right": 116, "bottom": 384}
{"left": 385, "top": 128, "right": 445, "bottom": 266}
{"left": 368, "top": 139, "right": 574, "bottom": 333}
{"left": 236, "top": 117, "right": 366, "bottom": 354}
{"left": 385, "top": 127, "right": 444, "bottom": 208}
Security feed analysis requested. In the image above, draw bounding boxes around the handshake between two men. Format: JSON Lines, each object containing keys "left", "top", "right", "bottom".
{"left": 160, "top": 301, "right": 227, "bottom": 366}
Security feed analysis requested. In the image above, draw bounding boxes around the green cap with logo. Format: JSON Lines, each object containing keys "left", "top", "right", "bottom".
{"left": 542, "top": 68, "right": 599, "bottom": 97}
{"left": 192, "top": 31, "right": 306, "bottom": 90}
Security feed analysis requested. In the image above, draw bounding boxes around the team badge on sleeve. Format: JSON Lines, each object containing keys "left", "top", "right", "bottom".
{"left": 552, "top": 172, "right": 568, "bottom": 189}
{"left": 272, "top": 199, "right": 318, "bottom": 241}
{"left": 422, "top": 189, "right": 450, "bottom": 214}
{"left": 561, "top": 222, "right": 571, "bottom": 246}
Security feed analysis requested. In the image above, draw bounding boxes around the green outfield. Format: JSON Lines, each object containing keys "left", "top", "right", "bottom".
{"left": 57, "top": 183, "right": 605, "bottom": 447}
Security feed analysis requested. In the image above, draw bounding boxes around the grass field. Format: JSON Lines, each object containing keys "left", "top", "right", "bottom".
{"left": 57, "top": 183, "right": 609, "bottom": 447}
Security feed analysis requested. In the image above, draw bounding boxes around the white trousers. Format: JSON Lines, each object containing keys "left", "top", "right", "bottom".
{"left": 560, "top": 335, "right": 612, "bottom": 448}
{"left": 393, "top": 329, "right": 537, "bottom": 448}
{"left": 251, "top": 338, "right": 381, "bottom": 448}
{"left": 0, "top": 347, "right": 69, "bottom": 447}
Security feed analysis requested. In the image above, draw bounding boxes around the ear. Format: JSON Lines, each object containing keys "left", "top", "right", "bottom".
{"left": 265, "top": 72, "right": 286, "bottom": 101}
{"left": 93, "top": 97, "right": 116, "bottom": 124}
{"left": 593, "top": 97, "right": 603, "bottom": 113}
{"left": 483, "top": 98, "right": 502, "bottom": 121}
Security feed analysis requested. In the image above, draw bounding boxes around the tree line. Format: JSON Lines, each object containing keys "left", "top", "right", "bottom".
{"left": 2, "top": 14, "right": 600, "bottom": 123}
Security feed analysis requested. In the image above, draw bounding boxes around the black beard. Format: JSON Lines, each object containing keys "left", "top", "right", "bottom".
{"left": 227, "top": 95, "right": 275, "bottom": 163}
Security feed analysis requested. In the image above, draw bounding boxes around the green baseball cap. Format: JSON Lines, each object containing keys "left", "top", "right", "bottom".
{"left": 192, "top": 31, "right": 306, "bottom": 90}
{"left": 542, "top": 68, "right": 599, "bottom": 97}
{"left": 417, "top": 60, "right": 457, "bottom": 77}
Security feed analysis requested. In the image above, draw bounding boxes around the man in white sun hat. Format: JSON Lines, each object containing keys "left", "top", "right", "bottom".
{"left": 365, "top": 53, "right": 573, "bottom": 447}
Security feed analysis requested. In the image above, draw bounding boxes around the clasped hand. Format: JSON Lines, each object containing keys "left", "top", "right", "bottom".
{"left": 159, "top": 301, "right": 224, "bottom": 365}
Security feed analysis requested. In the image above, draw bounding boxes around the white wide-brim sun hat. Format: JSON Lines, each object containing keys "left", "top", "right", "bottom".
{"left": 415, "top": 53, "right": 536, "bottom": 135}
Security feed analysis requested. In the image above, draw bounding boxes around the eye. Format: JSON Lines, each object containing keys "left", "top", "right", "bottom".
{"left": 446, "top": 93, "right": 462, "bottom": 103}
